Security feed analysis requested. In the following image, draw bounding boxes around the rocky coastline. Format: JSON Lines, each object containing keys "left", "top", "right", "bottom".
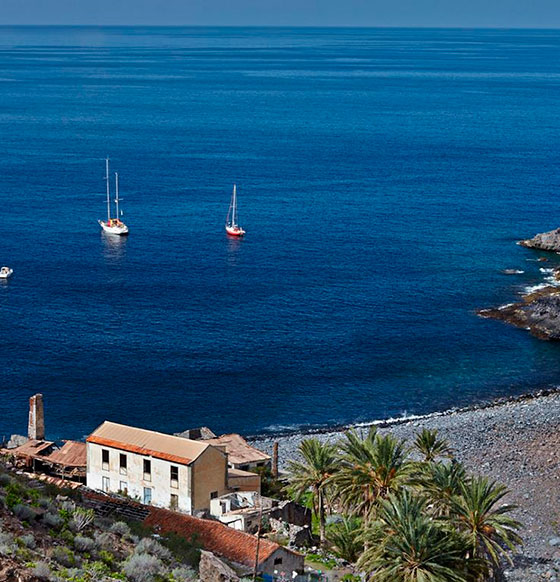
{"left": 520, "top": 227, "right": 560, "bottom": 252}
{"left": 250, "top": 389, "right": 560, "bottom": 581}
{"left": 478, "top": 227, "right": 560, "bottom": 340}
{"left": 478, "top": 284, "right": 560, "bottom": 340}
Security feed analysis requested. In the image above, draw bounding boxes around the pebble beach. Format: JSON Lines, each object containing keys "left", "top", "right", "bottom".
{"left": 251, "top": 390, "right": 560, "bottom": 581}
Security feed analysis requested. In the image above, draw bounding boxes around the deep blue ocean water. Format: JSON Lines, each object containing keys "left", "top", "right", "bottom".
{"left": 1, "top": 27, "right": 560, "bottom": 441}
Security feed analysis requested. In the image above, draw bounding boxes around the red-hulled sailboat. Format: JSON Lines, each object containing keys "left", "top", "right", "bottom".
{"left": 225, "top": 184, "right": 245, "bottom": 237}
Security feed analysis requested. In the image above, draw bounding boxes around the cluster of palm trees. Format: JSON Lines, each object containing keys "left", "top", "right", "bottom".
{"left": 286, "top": 427, "right": 522, "bottom": 581}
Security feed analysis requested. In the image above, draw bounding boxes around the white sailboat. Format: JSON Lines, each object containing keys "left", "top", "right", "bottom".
{"left": 225, "top": 184, "right": 245, "bottom": 237}
{"left": 0, "top": 266, "right": 13, "bottom": 279}
{"left": 98, "top": 157, "right": 129, "bottom": 236}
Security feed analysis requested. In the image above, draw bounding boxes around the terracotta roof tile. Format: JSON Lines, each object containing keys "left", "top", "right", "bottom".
{"left": 145, "top": 507, "right": 286, "bottom": 566}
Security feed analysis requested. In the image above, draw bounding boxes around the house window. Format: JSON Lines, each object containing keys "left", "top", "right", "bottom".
{"left": 170, "top": 465, "right": 179, "bottom": 489}
{"left": 102, "top": 476, "right": 110, "bottom": 492}
{"left": 102, "top": 449, "right": 109, "bottom": 471}
{"left": 170, "top": 494, "right": 178, "bottom": 510}
{"left": 210, "top": 491, "right": 218, "bottom": 500}
{"left": 143, "top": 487, "right": 152, "bottom": 505}
{"left": 274, "top": 558, "right": 283, "bottom": 566}
{"left": 239, "top": 464, "right": 249, "bottom": 471}
{"left": 119, "top": 454, "right": 127, "bottom": 475}
{"left": 143, "top": 459, "right": 151, "bottom": 481}
{"left": 119, "top": 481, "right": 128, "bottom": 494}
{"left": 257, "top": 462, "right": 265, "bottom": 467}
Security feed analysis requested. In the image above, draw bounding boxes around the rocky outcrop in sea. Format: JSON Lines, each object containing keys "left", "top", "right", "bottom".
{"left": 519, "top": 227, "right": 560, "bottom": 252}
{"left": 479, "top": 285, "right": 560, "bottom": 340}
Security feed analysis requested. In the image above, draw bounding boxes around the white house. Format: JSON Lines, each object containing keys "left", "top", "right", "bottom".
{"left": 86, "top": 421, "right": 229, "bottom": 514}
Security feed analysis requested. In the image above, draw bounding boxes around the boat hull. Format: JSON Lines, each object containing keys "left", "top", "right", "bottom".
{"left": 99, "top": 220, "right": 129, "bottom": 236}
{"left": 225, "top": 225, "right": 245, "bottom": 237}
{"left": 0, "top": 268, "right": 13, "bottom": 279}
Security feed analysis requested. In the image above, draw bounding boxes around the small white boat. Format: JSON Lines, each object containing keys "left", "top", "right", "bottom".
{"left": 98, "top": 158, "right": 129, "bottom": 236}
{"left": 0, "top": 267, "right": 13, "bottom": 279}
{"left": 225, "top": 184, "right": 245, "bottom": 237}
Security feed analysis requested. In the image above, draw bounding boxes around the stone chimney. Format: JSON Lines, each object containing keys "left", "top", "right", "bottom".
{"left": 272, "top": 441, "right": 279, "bottom": 478}
{"left": 28, "top": 394, "right": 45, "bottom": 441}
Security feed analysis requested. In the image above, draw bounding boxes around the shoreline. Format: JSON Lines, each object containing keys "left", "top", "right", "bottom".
{"left": 248, "top": 385, "right": 560, "bottom": 442}
{"left": 250, "top": 387, "right": 560, "bottom": 581}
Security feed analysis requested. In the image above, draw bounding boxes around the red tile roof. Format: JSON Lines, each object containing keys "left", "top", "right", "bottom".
{"left": 145, "top": 507, "right": 287, "bottom": 566}
{"left": 87, "top": 435, "right": 195, "bottom": 466}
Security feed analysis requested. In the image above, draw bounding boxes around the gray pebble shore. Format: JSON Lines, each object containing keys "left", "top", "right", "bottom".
{"left": 249, "top": 391, "right": 560, "bottom": 581}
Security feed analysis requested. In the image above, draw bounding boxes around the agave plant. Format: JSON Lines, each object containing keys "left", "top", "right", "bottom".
{"left": 285, "top": 438, "right": 338, "bottom": 544}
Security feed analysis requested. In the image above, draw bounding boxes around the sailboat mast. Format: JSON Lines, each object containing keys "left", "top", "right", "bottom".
{"left": 105, "top": 157, "right": 111, "bottom": 222}
{"left": 232, "top": 184, "right": 237, "bottom": 226}
{"left": 115, "top": 172, "right": 120, "bottom": 220}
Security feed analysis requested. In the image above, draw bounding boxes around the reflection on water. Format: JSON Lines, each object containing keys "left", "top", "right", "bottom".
{"left": 101, "top": 232, "right": 128, "bottom": 264}
{"left": 226, "top": 234, "right": 243, "bottom": 267}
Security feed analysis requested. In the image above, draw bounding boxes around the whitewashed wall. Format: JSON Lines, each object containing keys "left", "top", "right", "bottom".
{"left": 86, "top": 442, "right": 192, "bottom": 514}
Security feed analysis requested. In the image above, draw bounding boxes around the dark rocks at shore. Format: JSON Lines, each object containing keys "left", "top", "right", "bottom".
{"left": 520, "top": 228, "right": 560, "bottom": 252}
{"left": 479, "top": 286, "right": 560, "bottom": 340}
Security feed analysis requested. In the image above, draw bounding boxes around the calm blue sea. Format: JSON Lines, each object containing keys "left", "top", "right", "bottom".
{"left": 1, "top": 26, "right": 560, "bottom": 441}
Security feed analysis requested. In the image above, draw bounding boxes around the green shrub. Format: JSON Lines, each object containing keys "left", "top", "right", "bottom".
{"left": 51, "top": 545, "right": 77, "bottom": 567}
{"left": 43, "top": 511, "right": 64, "bottom": 529}
{"left": 123, "top": 554, "right": 166, "bottom": 582}
{"left": 135, "top": 537, "right": 172, "bottom": 561}
{"left": 99, "top": 549, "right": 116, "bottom": 567}
{"left": 0, "top": 531, "right": 17, "bottom": 556}
{"left": 13, "top": 503, "right": 37, "bottom": 522}
{"left": 171, "top": 566, "right": 197, "bottom": 582}
{"left": 60, "top": 528, "right": 75, "bottom": 545}
{"left": 38, "top": 497, "right": 54, "bottom": 510}
{"left": 74, "top": 535, "right": 96, "bottom": 553}
{"left": 0, "top": 473, "right": 11, "bottom": 487}
{"left": 161, "top": 532, "right": 201, "bottom": 567}
{"left": 93, "top": 531, "right": 114, "bottom": 550}
{"left": 32, "top": 561, "right": 51, "bottom": 580}
{"left": 19, "top": 533, "right": 36, "bottom": 549}
{"left": 110, "top": 521, "right": 131, "bottom": 537}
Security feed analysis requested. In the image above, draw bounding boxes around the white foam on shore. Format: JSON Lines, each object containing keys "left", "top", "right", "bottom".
{"left": 524, "top": 283, "right": 550, "bottom": 293}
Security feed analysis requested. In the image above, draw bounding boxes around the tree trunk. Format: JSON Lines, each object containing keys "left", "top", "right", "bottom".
{"left": 318, "top": 489, "right": 326, "bottom": 545}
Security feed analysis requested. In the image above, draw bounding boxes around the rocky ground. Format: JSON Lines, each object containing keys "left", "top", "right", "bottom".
{"left": 251, "top": 391, "right": 560, "bottom": 581}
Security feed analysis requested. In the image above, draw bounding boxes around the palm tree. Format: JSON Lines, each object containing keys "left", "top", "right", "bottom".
{"left": 285, "top": 438, "right": 338, "bottom": 544}
{"left": 414, "top": 428, "right": 453, "bottom": 462}
{"left": 450, "top": 476, "right": 522, "bottom": 573}
{"left": 358, "top": 491, "right": 482, "bottom": 582}
{"left": 326, "top": 516, "right": 363, "bottom": 563}
{"left": 416, "top": 460, "right": 467, "bottom": 517}
{"left": 332, "top": 428, "right": 412, "bottom": 524}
